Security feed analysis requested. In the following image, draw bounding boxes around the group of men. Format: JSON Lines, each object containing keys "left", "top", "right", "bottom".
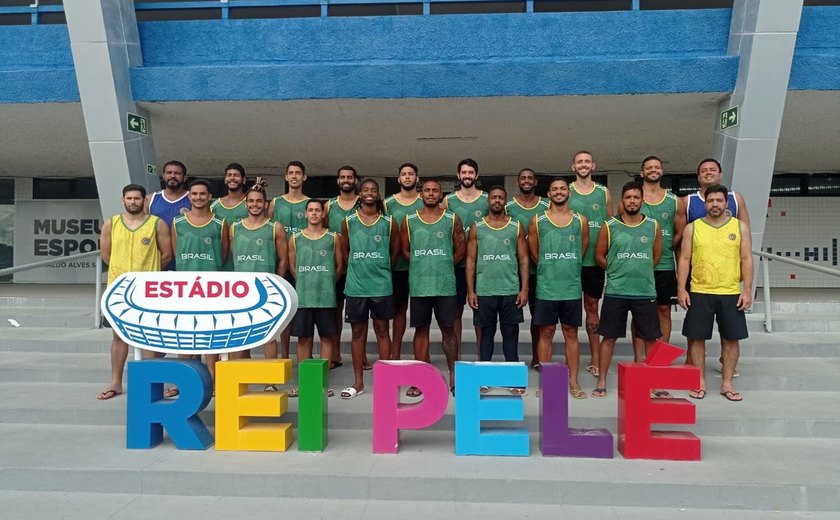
{"left": 98, "top": 152, "right": 753, "bottom": 405}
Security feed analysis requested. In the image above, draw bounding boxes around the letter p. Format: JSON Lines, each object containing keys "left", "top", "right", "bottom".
{"left": 372, "top": 361, "right": 448, "bottom": 453}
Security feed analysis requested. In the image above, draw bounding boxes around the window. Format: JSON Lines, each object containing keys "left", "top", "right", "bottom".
{"left": 33, "top": 178, "right": 99, "bottom": 199}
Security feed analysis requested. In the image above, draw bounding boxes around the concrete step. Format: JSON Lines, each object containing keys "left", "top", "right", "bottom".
{"left": 2, "top": 381, "right": 837, "bottom": 439}
{"left": 1, "top": 352, "right": 836, "bottom": 394}
{"left": 3, "top": 327, "right": 840, "bottom": 358}
{"left": 0, "top": 424, "right": 837, "bottom": 512}
{"left": 751, "top": 300, "right": 840, "bottom": 314}
{"left": 2, "top": 492, "right": 831, "bottom": 520}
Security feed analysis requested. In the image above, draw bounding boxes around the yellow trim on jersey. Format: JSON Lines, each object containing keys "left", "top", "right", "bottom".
{"left": 386, "top": 194, "right": 421, "bottom": 210}
{"left": 510, "top": 196, "right": 544, "bottom": 210}
{"left": 571, "top": 182, "right": 604, "bottom": 197}
{"left": 480, "top": 216, "right": 514, "bottom": 231}
{"left": 541, "top": 211, "right": 579, "bottom": 229}
{"left": 213, "top": 197, "right": 245, "bottom": 210}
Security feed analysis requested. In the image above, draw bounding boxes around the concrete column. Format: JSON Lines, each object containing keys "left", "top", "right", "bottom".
{"left": 64, "top": 0, "right": 157, "bottom": 219}
{"left": 713, "top": 0, "right": 803, "bottom": 252}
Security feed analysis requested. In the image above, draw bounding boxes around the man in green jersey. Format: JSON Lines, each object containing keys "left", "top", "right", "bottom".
{"left": 324, "top": 165, "right": 362, "bottom": 371}
{"left": 568, "top": 150, "right": 614, "bottom": 380}
{"left": 505, "top": 168, "right": 549, "bottom": 369}
{"left": 170, "top": 179, "right": 230, "bottom": 390}
{"left": 443, "top": 158, "right": 489, "bottom": 358}
{"left": 211, "top": 162, "right": 249, "bottom": 271}
{"left": 466, "top": 186, "right": 529, "bottom": 395}
{"left": 229, "top": 178, "right": 288, "bottom": 371}
{"left": 340, "top": 179, "right": 401, "bottom": 399}
{"left": 528, "top": 178, "right": 590, "bottom": 399}
{"left": 268, "top": 160, "right": 310, "bottom": 360}
{"left": 289, "top": 199, "right": 346, "bottom": 398}
{"left": 384, "top": 162, "right": 424, "bottom": 360}
{"left": 623, "top": 156, "right": 686, "bottom": 359}
{"left": 401, "top": 179, "right": 466, "bottom": 396}
{"left": 592, "top": 182, "right": 662, "bottom": 399}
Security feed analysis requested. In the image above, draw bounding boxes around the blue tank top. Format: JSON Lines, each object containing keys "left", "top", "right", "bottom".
{"left": 686, "top": 191, "right": 738, "bottom": 223}
{"left": 149, "top": 191, "right": 191, "bottom": 270}
{"left": 149, "top": 191, "right": 191, "bottom": 226}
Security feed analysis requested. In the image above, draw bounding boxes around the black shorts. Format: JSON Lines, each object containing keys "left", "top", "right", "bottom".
{"left": 284, "top": 271, "right": 296, "bottom": 289}
{"left": 335, "top": 275, "right": 347, "bottom": 305}
{"left": 344, "top": 295, "right": 396, "bottom": 323}
{"left": 455, "top": 267, "right": 468, "bottom": 308}
{"left": 598, "top": 295, "right": 661, "bottom": 340}
{"left": 581, "top": 266, "right": 605, "bottom": 299}
{"left": 473, "top": 295, "right": 524, "bottom": 327}
{"left": 682, "top": 292, "right": 749, "bottom": 341}
{"left": 531, "top": 298, "right": 583, "bottom": 327}
{"left": 410, "top": 296, "right": 457, "bottom": 329}
{"left": 527, "top": 275, "right": 537, "bottom": 311}
{"left": 391, "top": 270, "right": 410, "bottom": 311}
{"left": 654, "top": 270, "right": 678, "bottom": 306}
{"left": 292, "top": 308, "right": 339, "bottom": 337}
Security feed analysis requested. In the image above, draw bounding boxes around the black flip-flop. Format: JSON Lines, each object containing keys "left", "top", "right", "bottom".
{"left": 721, "top": 390, "right": 742, "bottom": 402}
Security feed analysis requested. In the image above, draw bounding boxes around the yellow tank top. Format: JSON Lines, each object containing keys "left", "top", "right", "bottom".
{"left": 690, "top": 217, "right": 741, "bottom": 295}
{"left": 107, "top": 214, "right": 162, "bottom": 286}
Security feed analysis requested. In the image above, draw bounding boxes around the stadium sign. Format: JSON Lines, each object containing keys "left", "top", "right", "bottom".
{"left": 102, "top": 271, "right": 297, "bottom": 355}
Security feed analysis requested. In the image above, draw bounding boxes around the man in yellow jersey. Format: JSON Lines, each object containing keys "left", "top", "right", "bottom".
{"left": 678, "top": 184, "right": 752, "bottom": 402}
{"left": 683, "top": 158, "right": 750, "bottom": 377}
{"left": 97, "top": 184, "right": 172, "bottom": 400}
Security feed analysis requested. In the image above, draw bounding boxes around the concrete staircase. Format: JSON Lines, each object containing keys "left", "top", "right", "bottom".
{"left": 1, "top": 286, "right": 839, "bottom": 518}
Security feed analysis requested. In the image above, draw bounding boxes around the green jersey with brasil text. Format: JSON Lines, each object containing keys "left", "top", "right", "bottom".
{"left": 640, "top": 191, "right": 678, "bottom": 271}
{"left": 292, "top": 230, "right": 338, "bottom": 308}
{"left": 505, "top": 196, "right": 549, "bottom": 274}
{"left": 173, "top": 215, "right": 225, "bottom": 271}
{"left": 569, "top": 182, "right": 610, "bottom": 267}
{"left": 344, "top": 212, "right": 393, "bottom": 298}
{"left": 231, "top": 220, "right": 277, "bottom": 274}
{"left": 272, "top": 195, "right": 309, "bottom": 236}
{"left": 406, "top": 210, "right": 457, "bottom": 297}
{"left": 384, "top": 194, "right": 424, "bottom": 272}
{"left": 445, "top": 191, "right": 488, "bottom": 268}
{"left": 475, "top": 218, "right": 521, "bottom": 297}
{"left": 535, "top": 212, "right": 584, "bottom": 301}
{"left": 212, "top": 198, "right": 248, "bottom": 271}
{"left": 325, "top": 196, "right": 357, "bottom": 234}
{"left": 604, "top": 216, "right": 659, "bottom": 298}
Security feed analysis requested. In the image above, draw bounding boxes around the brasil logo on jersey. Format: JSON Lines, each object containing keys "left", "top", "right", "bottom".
{"left": 102, "top": 272, "right": 298, "bottom": 355}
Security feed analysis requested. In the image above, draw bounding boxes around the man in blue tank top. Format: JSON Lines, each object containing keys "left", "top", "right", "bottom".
{"left": 684, "top": 158, "right": 751, "bottom": 226}
{"left": 145, "top": 160, "right": 191, "bottom": 270}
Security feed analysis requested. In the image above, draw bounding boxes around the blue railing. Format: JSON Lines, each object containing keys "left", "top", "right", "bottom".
{"left": 0, "top": 2, "right": 63, "bottom": 25}
{"left": 0, "top": 0, "right": 647, "bottom": 24}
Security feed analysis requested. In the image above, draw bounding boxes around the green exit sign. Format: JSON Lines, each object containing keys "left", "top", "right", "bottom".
{"left": 720, "top": 106, "right": 739, "bottom": 130}
{"left": 146, "top": 164, "right": 157, "bottom": 176}
{"left": 127, "top": 113, "right": 148, "bottom": 135}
